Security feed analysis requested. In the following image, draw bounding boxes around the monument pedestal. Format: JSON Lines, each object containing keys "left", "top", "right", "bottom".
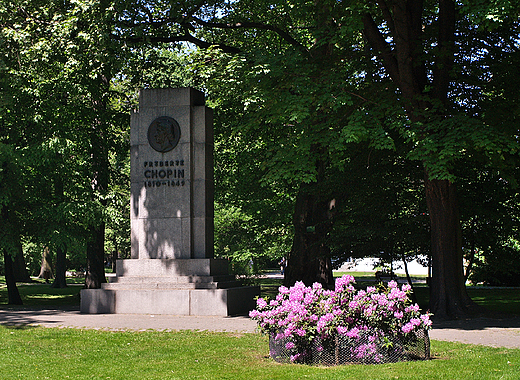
{"left": 80, "top": 88, "right": 260, "bottom": 316}
{"left": 81, "top": 259, "right": 259, "bottom": 316}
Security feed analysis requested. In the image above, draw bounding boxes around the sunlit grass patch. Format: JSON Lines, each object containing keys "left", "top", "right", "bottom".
{"left": 0, "top": 326, "right": 518, "bottom": 379}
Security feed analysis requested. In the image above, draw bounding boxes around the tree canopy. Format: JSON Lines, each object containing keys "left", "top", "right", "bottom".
{"left": 110, "top": 0, "right": 520, "bottom": 318}
{"left": 2, "top": 0, "right": 520, "bottom": 319}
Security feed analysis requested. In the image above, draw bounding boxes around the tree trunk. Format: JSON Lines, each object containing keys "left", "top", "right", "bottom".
{"left": 85, "top": 224, "right": 107, "bottom": 289}
{"left": 51, "top": 245, "right": 68, "bottom": 288}
{"left": 38, "top": 246, "right": 54, "bottom": 282}
{"left": 464, "top": 219, "right": 477, "bottom": 281}
{"left": 424, "top": 176, "right": 479, "bottom": 318}
{"left": 13, "top": 241, "right": 31, "bottom": 282}
{"left": 401, "top": 252, "right": 419, "bottom": 305}
{"left": 284, "top": 185, "right": 334, "bottom": 288}
{"left": 1, "top": 203, "right": 23, "bottom": 304}
{"left": 3, "top": 249, "right": 23, "bottom": 305}
{"left": 111, "top": 237, "right": 118, "bottom": 272}
{"left": 84, "top": 72, "right": 110, "bottom": 289}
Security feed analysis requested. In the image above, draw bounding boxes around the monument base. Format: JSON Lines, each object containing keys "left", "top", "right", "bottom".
{"left": 80, "top": 259, "right": 260, "bottom": 316}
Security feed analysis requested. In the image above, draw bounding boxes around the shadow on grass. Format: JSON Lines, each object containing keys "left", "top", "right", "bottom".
{"left": 431, "top": 315, "right": 520, "bottom": 330}
{"left": 0, "top": 281, "right": 83, "bottom": 308}
{"left": 2, "top": 324, "right": 38, "bottom": 331}
{"left": 0, "top": 306, "right": 80, "bottom": 329}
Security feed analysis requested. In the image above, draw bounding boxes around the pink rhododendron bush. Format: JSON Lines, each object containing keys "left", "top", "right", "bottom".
{"left": 249, "top": 275, "right": 432, "bottom": 365}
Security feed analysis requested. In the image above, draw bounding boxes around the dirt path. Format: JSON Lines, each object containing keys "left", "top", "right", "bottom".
{"left": 1, "top": 307, "right": 519, "bottom": 349}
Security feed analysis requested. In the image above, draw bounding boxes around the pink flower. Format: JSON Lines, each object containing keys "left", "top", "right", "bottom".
{"left": 336, "top": 275, "right": 355, "bottom": 287}
{"left": 285, "top": 341, "right": 295, "bottom": 350}
{"left": 303, "top": 294, "right": 315, "bottom": 305}
{"left": 401, "top": 323, "right": 414, "bottom": 333}
{"left": 322, "top": 313, "right": 335, "bottom": 322}
{"left": 401, "top": 283, "right": 412, "bottom": 292}
{"left": 346, "top": 327, "right": 360, "bottom": 338}
{"left": 256, "top": 298, "right": 267, "bottom": 308}
{"left": 364, "top": 308, "right": 373, "bottom": 317}
{"left": 249, "top": 310, "right": 260, "bottom": 318}
{"left": 405, "top": 304, "right": 420, "bottom": 313}
{"left": 278, "top": 286, "right": 290, "bottom": 294}
{"left": 421, "top": 314, "right": 433, "bottom": 327}
{"left": 388, "top": 280, "right": 398, "bottom": 289}
{"left": 393, "top": 311, "right": 404, "bottom": 319}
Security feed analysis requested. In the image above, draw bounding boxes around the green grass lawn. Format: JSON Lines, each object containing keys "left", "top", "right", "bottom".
{"left": 1, "top": 274, "right": 519, "bottom": 379}
{"left": 0, "top": 326, "right": 518, "bottom": 379}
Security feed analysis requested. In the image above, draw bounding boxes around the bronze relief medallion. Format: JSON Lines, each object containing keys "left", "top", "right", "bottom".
{"left": 147, "top": 116, "right": 181, "bottom": 153}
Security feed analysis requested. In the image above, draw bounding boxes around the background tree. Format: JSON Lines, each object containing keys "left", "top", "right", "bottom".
{"left": 1, "top": 0, "right": 129, "bottom": 289}
{"left": 112, "top": 0, "right": 520, "bottom": 317}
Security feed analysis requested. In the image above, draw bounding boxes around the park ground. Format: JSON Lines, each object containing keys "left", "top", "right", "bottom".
{"left": 0, "top": 271, "right": 519, "bottom": 379}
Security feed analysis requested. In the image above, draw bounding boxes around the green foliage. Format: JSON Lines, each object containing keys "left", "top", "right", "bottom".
{"left": 215, "top": 203, "right": 290, "bottom": 275}
{"left": 2, "top": 0, "right": 520, "bottom": 289}
{"left": 456, "top": 166, "right": 520, "bottom": 284}
{"left": 469, "top": 246, "right": 520, "bottom": 287}
{"left": 0, "top": 0, "right": 133, "bottom": 282}
{"left": 329, "top": 145, "right": 430, "bottom": 268}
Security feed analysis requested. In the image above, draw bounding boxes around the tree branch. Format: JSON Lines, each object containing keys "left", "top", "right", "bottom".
{"left": 432, "top": 0, "right": 456, "bottom": 104}
{"left": 375, "top": 0, "right": 396, "bottom": 36}
{"left": 190, "top": 16, "right": 308, "bottom": 53}
{"left": 362, "top": 13, "right": 400, "bottom": 83}
{"left": 111, "top": 32, "right": 241, "bottom": 54}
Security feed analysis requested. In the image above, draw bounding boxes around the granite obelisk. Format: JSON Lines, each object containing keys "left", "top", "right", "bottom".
{"left": 81, "top": 88, "right": 259, "bottom": 315}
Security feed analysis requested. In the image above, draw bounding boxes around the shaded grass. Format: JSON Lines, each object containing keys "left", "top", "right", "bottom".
{"left": 0, "top": 278, "right": 83, "bottom": 307}
{"left": 0, "top": 326, "right": 518, "bottom": 379}
{"left": 466, "top": 288, "right": 520, "bottom": 316}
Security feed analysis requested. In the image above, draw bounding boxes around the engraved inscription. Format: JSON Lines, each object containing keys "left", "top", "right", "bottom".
{"left": 143, "top": 160, "right": 186, "bottom": 188}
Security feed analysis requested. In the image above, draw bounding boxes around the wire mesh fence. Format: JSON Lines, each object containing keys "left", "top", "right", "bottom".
{"left": 269, "top": 329, "right": 430, "bottom": 366}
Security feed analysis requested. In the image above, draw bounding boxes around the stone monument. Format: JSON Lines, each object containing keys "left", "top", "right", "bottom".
{"left": 80, "top": 88, "right": 259, "bottom": 316}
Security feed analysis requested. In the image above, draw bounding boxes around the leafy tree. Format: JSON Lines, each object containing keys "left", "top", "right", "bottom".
{"left": 457, "top": 167, "right": 520, "bottom": 286}
{"left": 0, "top": 145, "right": 24, "bottom": 304}
{"left": 330, "top": 143, "right": 430, "bottom": 277}
{"left": 112, "top": 0, "right": 520, "bottom": 317}
{"left": 1, "top": 0, "right": 129, "bottom": 290}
